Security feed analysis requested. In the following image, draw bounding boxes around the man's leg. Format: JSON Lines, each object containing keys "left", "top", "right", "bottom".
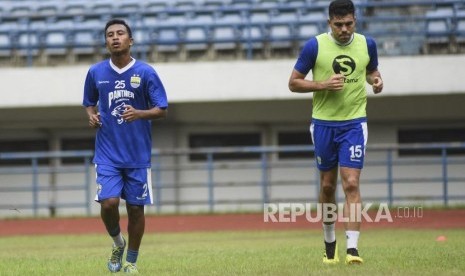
{"left": 340, "top": 167, "right": 363, "bottom": 264}
{"left": 101, "top": 197, "right": 126, "bottom": 272}
{"left": 320, "top": 167, "right": 339, "bottom": 264}
{"left": 123, "top": 204, "right": 145, "bottom": 273}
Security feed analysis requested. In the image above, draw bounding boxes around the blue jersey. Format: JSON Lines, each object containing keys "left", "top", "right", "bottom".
{"left": 83, "top": 59, "right": 168, "bottom": 168}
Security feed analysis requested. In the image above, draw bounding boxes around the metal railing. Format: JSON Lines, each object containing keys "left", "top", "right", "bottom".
{"left": 0, "top": 143, "right": 464, "bottom": 218}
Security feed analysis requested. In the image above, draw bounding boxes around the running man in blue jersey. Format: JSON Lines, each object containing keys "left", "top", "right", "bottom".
{"left": 288, "top": 0, "right": 383, "bottom": 265}
{"left": 83, "top": 19, "right": 168, "bottom": 274}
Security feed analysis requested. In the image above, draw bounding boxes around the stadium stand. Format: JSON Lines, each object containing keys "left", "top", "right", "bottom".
{"left": 0, "top": 0, "right": 463, "bottom": 66}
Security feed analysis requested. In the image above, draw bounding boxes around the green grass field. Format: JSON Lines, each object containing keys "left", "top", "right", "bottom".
{"left": 0, "top": 229, "right": 464, "bottom": 275}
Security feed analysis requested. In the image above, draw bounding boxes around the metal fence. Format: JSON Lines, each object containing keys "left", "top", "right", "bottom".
{"left": 0, "top": 143, "right": 464, "bottom": 218}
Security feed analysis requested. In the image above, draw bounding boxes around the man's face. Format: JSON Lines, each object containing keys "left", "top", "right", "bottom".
{"left": 328, "top": 14, "right": 356, "bottom": 44}
{"left": 105, "top": 24, "right": 133, "bottom": 54}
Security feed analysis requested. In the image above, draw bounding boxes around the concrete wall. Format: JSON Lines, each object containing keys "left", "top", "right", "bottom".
{"left": 1, "top": 55, "right": 465, "bottom": 217}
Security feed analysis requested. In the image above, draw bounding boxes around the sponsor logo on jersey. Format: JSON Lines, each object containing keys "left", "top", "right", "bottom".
{"left": 130, "top": 75, "right": 141, "bottom": 88}
{"left": 111, "top": 102, "right": 127, "bottom": 124}
{"left": 108, "top": 89, "right": 135, "bottom": 107}
{"left": 332, "top": 55, "right": 358, "bottom": 83}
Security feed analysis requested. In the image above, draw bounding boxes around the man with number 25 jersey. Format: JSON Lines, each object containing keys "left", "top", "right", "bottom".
{"left": 82, "top": 19, "right": 168, "bottom": 274}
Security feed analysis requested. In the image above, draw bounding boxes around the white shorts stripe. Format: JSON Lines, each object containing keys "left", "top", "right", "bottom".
{"left": 147, "top": 168, "right": 153, "bottom": 205}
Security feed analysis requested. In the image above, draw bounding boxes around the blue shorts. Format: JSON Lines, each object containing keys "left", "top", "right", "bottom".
{"left": 310, "top": 118, "right": 368, "bottom": 171}
{"left": 95, "top": 164, "right": 153, "bottom": 205}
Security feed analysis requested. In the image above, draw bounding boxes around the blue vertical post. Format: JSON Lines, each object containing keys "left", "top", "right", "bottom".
{"left": 441, "top": 147, "right": 448, "bottom": 207}
{"left": 387, "top": 149, "right": 393, "bottom": 206}
{"left": 26, "top": 20, "right": 33, "bottom": 67}
{"left": 245, "top": 11, "right": 253, "bottom": 60}
{"left": 84, "top": 157, "right": 91, "bottom": 216}
{"left": 261, "top": 152, "right": 269, "bottom": 204}
{"left": 153, "top": 153, "right": 162, "bottom": 213}
{"left": 32, "top": 158, "right": 38, "bottom": 217}
{"left": 206, "top": 152, "right": 214, "bottom": 212}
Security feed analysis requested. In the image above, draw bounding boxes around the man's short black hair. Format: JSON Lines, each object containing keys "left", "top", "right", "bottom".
{"left": 104, "top": 19, "right": 133, "bottom": 39}
{"left": 328, "top": 0, "right": 355, "bottom": 19}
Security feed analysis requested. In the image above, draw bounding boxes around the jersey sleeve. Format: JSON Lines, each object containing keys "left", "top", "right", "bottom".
{"left": 293, "top": 37, "right": 318, "bottom": 75}
{"left": 82, "top": 68, "right": 99, "bottom": 107}
{"left": 365, "top": 36, "right": 379, "bottom": 72}
{"left": 147, "top": 69, "right": 168, "bottom": 110}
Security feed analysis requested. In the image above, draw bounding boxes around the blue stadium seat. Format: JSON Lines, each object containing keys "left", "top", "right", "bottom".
{"left": 144, "top": 1, "right": 170, "bottom": 12}
{"left": 231, "top": 0, "right": 254, "bottom": 8}
{"left": 49, "top": 18, "right": 75, "bottom": 32}
{"left": 203, "top": 0, "right": 230, "bottom": 9}
{"left": 240, "top": 25, "right": 266, "bottom": 56}
{"left": 457, "top": 10, "right": 465, "bottom": 34}
{"left": 28, "top": 19, "right": 48, "bottom": 31}
{"left": 295, "top": 22, "right": 319, "bottom": 42}
{"left": 184, "top": 26, "right": 210, "bottom": 51}
{"left": 36, "top": 3, "right": 61, "bottom": 16}
{"left": 8, "top": 3, "right": 35, "bottom": 17}
{"left": 131, "top": 28, "right": 151, "bottom": 61}
{"left": 155, "top": 27, "right": 182, "bottom": 54}
{"left": 71, "top": 29, "right": 100, "bottom": 56}
{"left": 249, "top": 10, "right": 271, "bottom": 24}
{"left": 454, "top": 9, "right": 465, "bottom": 50}
{"left": 189, "top": 12, "right": 216, "bottom": 25}
{"left": 175, "top": 1, "right": 199, "bottom": 10}
{"left": 160, "top": 12, "right": 189, "bottom": 26}
{"left": 423, "top": 7, "right": 455, "bottom": 53}
{"left": 296, "top": 9, "right": 325, "bottom": 43}
{"left": 211, "top": 25, "right": 240, "bottom": 50}
{"left": 79, "top": 17, "right": 103, "bottom": 31}
{"left": 0, "top": 19, "right": 21, "bottom": 32}
{"left": 298, "top": 9, "right": 326, "bottom": 23}
{"left": 43, "top": 30, "right": 70, "bottom": 56}
{"left": 284, "top": 0, "right": 307, "bottom": 6}
{"left": 116, "top": 0, "right": 142, "bottom": 13}
{"left": 89, "top": 1, "right": 114, "bottom": 15}
{"left": 425, "top": 8, "right": 454, "bottom": 42}
{"left": 268, "top": 23, "right": 294, "bottom": 49}
{"left": 271, "top": 9, "right": 298, "bottom": 24}
{"left": 217, "top": 11, "right": 245, "bottom": 24}
{"left": 17, "top": 31, "right": 42, "bottom": 57}
{"left": 0, "top": 31, "right": 13, "bottom": 57}
{"left": 63, "top": 2, "right": 88, "bottom": 15}
{"left": 256, "top": 0, "right": 282, "bottom": 8}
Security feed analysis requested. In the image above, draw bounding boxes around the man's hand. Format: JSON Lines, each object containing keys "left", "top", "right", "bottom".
{"left": 122, "top": 105, "right": 139, "bottom": 122}
{"left": 325, "top": 74, "right": 345, "bottom": 91}
{"left": 372, "top": 76, "right": 383, "bottom": 94}
{"left": 88, "top": 113, "right": 101, "bottom": 128}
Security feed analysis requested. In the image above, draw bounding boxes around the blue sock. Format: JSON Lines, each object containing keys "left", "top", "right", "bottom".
{"left": 126, "top": 249, "right": 138, "bottom": 264}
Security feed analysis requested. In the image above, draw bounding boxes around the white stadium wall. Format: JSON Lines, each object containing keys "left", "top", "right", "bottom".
{"left": 0, "top": 55, "right": 465, "bottom": 217}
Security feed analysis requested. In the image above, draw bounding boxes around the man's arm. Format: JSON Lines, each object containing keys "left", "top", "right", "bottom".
{"left": 121, "top": 106, "right": 167, "bottom": 122}
{"left": 288, "top": 69, "right": 345, "bottom": 93}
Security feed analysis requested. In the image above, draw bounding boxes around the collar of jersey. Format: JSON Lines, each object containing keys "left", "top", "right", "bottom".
{"left": 109, "top": 57, "right": 136, "bottom": 74}
{"left": 327, "top": 32, "right": 354, "bottom": 46}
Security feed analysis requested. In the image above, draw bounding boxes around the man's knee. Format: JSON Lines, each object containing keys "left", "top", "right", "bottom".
{"left": 101, "top": 198, "right": 120, "bottom": 211}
